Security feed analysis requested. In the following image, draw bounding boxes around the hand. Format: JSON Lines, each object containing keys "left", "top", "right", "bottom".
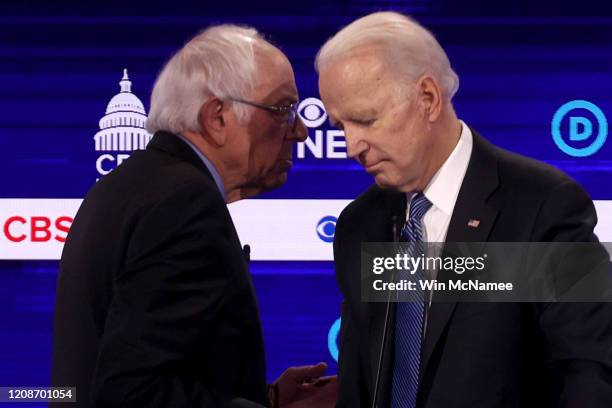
{"left": 284, "top": 375, "right": 337, "bottom": 408}
{"left": 273, "top": 362, "right": 338, "bottom": 408}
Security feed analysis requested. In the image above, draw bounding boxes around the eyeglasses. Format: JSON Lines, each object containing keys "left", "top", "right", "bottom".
{"left": 230, "top": 98, "right": 300, "bottom": 131}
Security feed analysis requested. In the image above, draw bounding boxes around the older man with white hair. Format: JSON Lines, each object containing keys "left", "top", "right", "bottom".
{"left": 317, "top": 11, "right": 612, "bottom": 408}
{"left": 52, "top": 24, "right": 337, "bottom": 408}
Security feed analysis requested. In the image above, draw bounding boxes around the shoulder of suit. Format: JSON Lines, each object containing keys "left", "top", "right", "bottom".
{"left": 339, "top": 184, "right": 390, "bottom": 222}
{"left": 491, "top": 143, "right": 585, "bottom": 196}
{"left": 87, "top": 148, "right": 222, "bottom": 210}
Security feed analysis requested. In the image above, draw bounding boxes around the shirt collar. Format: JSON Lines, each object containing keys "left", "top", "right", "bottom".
{"left": 417, "top": 120, "right": 473, "bottom": 215}
{"left": 176, "top": 133, "right": 226, "bottom": 202}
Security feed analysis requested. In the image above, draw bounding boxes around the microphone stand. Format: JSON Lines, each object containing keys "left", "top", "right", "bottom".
{"left": 371, "top": 215, "right": 400, "bottom": 408}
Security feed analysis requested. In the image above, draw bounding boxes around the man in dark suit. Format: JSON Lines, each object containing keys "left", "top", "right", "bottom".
{"left": 316, "top": 11, "right": 612, "bottom": 408}
{"left": 52, "top": 24, "right": 336, "bottom": 408}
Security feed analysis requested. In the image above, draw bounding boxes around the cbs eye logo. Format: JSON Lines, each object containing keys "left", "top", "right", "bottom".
{"left": 298, "top": 97, "right": 328, "bottom": 128}
{"left": 552, "top": 100, "right": 608, "bottom": 157}
{"left": 316, "top": 215, "right": 337, "bottom": 243}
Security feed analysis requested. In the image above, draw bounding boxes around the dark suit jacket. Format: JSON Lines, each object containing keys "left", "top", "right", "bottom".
{"left": 52, "top": 131, "right": 268, "bottom": 408}
{"left": 334, "top": 130, "right": 612, "bottom": 407}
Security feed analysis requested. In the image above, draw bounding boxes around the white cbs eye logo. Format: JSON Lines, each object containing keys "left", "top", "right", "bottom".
{"left": 298, "top": 97, "right": 328, "bottom": 128}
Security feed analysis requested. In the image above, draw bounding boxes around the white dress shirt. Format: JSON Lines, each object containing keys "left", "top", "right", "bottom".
{"left": 406, "top": 120, "right": 474, "bottom": 244}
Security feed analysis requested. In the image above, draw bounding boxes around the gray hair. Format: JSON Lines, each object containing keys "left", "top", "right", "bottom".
{"left": 146, "top": 24, "right": 262, "bottom": 134}
{"left": 315, "top": 12, "right": 459, "bottom": 100}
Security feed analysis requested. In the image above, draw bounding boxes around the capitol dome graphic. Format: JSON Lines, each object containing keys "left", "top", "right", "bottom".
{"left": 94, "top": 69, "right": 152, "bottom": 151}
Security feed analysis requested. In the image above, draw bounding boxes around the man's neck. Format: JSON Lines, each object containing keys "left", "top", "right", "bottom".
{"left": 181, "top": 130, "right": 245, "bottom": 202}
{"left": 415, "top": 116, "right": 462, "bottom": 192}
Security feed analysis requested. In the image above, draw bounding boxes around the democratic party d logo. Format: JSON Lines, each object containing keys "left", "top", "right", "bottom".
{"left": 552, "top": 100, "right": 608, "bottom": 157}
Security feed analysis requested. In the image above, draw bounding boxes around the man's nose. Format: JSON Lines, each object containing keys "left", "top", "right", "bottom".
{"left": 288, "top": 116, "right": 308, "bottom": 142}
{"left": 344, "top": 129, "right": 367, "bottom": 160}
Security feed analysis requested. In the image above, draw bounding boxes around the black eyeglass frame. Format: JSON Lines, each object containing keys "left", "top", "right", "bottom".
{"left": 230, "top": 98, "right": 300, "bottom": 130}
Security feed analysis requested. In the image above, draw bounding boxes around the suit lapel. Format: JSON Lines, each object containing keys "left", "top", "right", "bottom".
{"left": 420, "top": 130, "right": 500, "bottom": 375}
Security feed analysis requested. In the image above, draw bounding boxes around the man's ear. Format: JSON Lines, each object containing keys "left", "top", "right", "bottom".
{"left": 416, "top": 75, "right": 442, "bottom": 122}
{"left": 198, "top": 96, "right": 228, "bottom": 146}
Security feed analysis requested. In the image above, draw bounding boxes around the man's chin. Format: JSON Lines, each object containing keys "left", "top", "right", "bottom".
{"left": 250, "top": 171, "right": 288, "bottom": 194}
{"left": 262, "top": 160, "right": 291, "bottom": 191}
{"left": 374, "top": 175, "right": 416, "bottom": 193}
{"left": 262, "top": 172, "right": 288, "bottom": 190}
{"left": 373, "top": 174, "right": 408, "bottom": 192}
{"left": 373, "top": 174, "right": 393, "bottom": 189}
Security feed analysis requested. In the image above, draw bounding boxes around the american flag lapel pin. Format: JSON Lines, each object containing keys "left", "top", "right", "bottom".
{"left": 467, "top": 219, "right": 480, "bottom": 228}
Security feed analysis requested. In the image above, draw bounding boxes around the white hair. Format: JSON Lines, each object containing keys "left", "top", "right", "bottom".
{"left": 146, "top": 24, "right": 262, "bottom": 134}
{"left": 315, "top": 12, "right": 459, "bottom": 100}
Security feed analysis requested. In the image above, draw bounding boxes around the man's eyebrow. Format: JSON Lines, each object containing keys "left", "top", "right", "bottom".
{"left": 270, "top": 94, "right": 298, "bottom": 106}
{"left": 271, "top": 88, "right": 299, "bottom": 104}
{"left": 349, "top": 108, "right": 377, "bottom": 118}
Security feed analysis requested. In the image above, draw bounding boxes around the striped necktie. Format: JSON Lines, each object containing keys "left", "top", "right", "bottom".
{"left": 391, "top": 192, "right": 432, "bottom": 408}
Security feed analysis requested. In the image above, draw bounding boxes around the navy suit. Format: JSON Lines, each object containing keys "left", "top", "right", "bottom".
{"left": 334, "top": 130, "right": 612, "bottom": 407}
{"left": 52, "top": 132, "right": 268, "bottom": 407}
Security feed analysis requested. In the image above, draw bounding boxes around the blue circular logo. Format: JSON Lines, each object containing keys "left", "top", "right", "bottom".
{"left": 328, "top": 317, "right": 341, "bottom": 362}
{"left": 316, "top": 216, "right": 337, "bottom": 243}
{"left": 551, "top": 100, "right": 608, "bottom": 157}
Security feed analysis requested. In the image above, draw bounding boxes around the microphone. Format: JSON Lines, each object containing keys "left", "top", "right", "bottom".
{"left": 242, "top": 244, "right": 251, "bottom": 263}
{"left": 371, "top": 215, "right": 402, "bottom": 408}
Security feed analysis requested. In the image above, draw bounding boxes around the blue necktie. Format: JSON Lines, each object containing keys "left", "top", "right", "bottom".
{"left": 391, "top": 192, "right": 432, "bottom": 408}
